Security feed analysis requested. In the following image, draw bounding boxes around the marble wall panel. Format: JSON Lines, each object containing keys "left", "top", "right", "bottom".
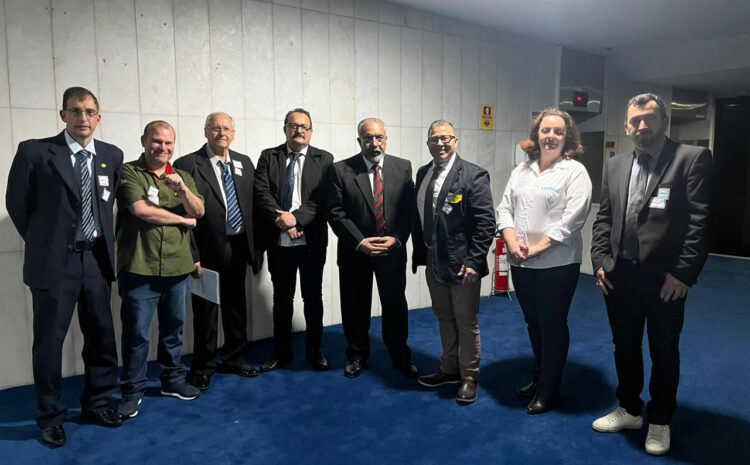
{"left": 459, "top": 39, "right": 480, "bottom": 130}
{"left": 441, "top": 36, "right": 461, "bottom": 127}
{"left": 301, "top": 0, "right": 327, "bottom": 13}
{"left": 94, "top": 0, "right": 141, "bottom": 113}
{"left": 494, "top": 41, "right": 513, "bottom": 131}
{"left": 272, "top": 5, "right": 303, "bottom": 120}
{"left": 242, "top": 0, "right": 275, "bottom": 120}
{"left": 52, "top": 0, "right": 99, "bottom": 102}
{"left": 354, "top": 0, "right": 377, "bottom": 21}
{"left": 134, "top": 0, "right": 178, "bottom": 115}
{"left": 420, "top": 31, "right": 442, "bottom": 127}
{"left": 302, "top": 10, "right": 331, "bottom": 122}
{"left": 98, "top": 112, "right": 144, "bottom": 161}
{"left": 0, "top": 108, "right": 22, "bottom": 253}
{"left": 459, "top": 129, "right": 478, "bottom": 165}
{"left": 354, "top": 19, "right": 378, "bottom": 121}
{"left": 0, "top": 1, "right": 10, "bottom": 107}
{"left": 173, "top": 0, "right": 212, "bottom": 117}
{"left": 329, "top": 0, "right": 354, "bottom": 17}
{"left": 273, "top": 0, "right": 300, "bottom": 8}
{"left": 329, "top": 15, "right": 355, "bottom": 124}
{"left": 209, "top": 0, "right": 245, "bottom": 118}
{"left": 378, "top": 23, "right": 400, "bottom": 126}
{"left": 400, "top": 27, "right": 422, "bottom": 128}
{"left": 378, "top": 1, "right": 405, "bottom": 26}
{"left": 6, "top": 0, "right": 56, "bottom": 109}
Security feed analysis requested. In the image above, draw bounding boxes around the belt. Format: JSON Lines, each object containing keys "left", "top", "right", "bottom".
{"left": 70, "top": 240, "right": 96, "bottom": 252}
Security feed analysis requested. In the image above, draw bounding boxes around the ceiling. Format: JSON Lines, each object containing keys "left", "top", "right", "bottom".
{"left": 388, "top": 0, "right": 750, "bottom": 96}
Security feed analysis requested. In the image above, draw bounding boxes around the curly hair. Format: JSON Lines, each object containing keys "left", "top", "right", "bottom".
{"left": 520, "top": 108, "right": 584, "bottom": 161}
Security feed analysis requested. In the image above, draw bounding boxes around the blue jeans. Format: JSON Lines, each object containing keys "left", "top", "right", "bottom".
{"left": 119, "top": 273, "right": 190, "bottom": 396}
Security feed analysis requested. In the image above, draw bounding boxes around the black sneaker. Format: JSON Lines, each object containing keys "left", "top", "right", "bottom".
{"left": 160, "top": 382, "right": 201, "bottom": 400}
{"left": 118, "top": 395, "right": 143, "bottom": 419}
{"left": 417, "top": 370, "right": 462, "bottom": 387}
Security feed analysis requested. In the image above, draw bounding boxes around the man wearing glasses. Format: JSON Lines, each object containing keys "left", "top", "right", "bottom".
{"left": 254, "top": 108, "right": 334, "bottom": 372}
{"left": 173, "top": 112, "right": 261, "bottom": 391}
{"left": 6, "top": 87, "right": 124, "bottom": 446}
{"left": 412, "top": 120, "right": 495, "bottom": 404}
{"left": 327, "top": 118, "right": 418, "bottom": 379}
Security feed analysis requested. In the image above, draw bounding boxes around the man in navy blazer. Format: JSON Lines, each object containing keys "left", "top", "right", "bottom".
{"left": 591, "top": 93, "right": 713, "bottom": 455}
{"left": 173, "top": 112, "right": 261, "bottom": 391}
{"left": 412, "top": 120, "right": 495, "bottom": 404}
{"left": 254, "top": 108, "right": 334, "bottom": 372}
{"left": 6, "top": 87, "right": 124, "bottom": 446}
{"left": 327, "top": 118, "right": 418, "bottom": 379}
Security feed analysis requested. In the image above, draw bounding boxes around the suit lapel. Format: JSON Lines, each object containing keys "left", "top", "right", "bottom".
{"left": 436, "top": 156, "right": 461, "bottom": 208}
{"left": 642, "top": 140, "right": 675, "bottom": 207}
{"left": 93, "top": 142, "right": 112, "bottom": 204}
{"left": 383, "top": 156, "right": 400, "bottom": 223}
{"left": 49, "top": 133, "right": 80, "bottom": 200}
{"left": 274, "top": 146, "right": 289, "bottom": 199}
{"left": 196, "top": 148, "right": 225, "bottom": 207}
{"left": 353, "top": 156, "right": 375, "bottom": 215}
{"left": 300, "top": 147, "right": 320, "bottom": 200}
{"left": 617, "top": 154, "right": 632, "bottom": 213}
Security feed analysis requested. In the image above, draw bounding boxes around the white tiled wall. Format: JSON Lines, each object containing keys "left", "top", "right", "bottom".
{"left": 0, "top": 0, "right": 561, "bottom": 389}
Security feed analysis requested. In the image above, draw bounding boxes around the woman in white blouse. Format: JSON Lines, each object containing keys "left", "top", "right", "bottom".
{"left": 496, "top": 108, "right": 592, "bottom": 415}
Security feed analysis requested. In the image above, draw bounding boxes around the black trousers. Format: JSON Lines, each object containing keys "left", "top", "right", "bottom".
{"left": 30, "top": 239, "right": 118, "bottom": 428}
{"left": 511, "top": 263, "right": 580, "bottom": 398}
{"left": 339, "top": 249, "right": 411, "bottom": 365}
{"left": 267, "top": 243, "right": 326, "bottom": 356}
{"left": 191, "top": 234, "right": 250, "bottom": 376}
{"left": 604, "top": 258, "right": 685, "bottom": 425}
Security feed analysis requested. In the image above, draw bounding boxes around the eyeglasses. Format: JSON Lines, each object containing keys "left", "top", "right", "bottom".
{"left": 359, "top": 135, "right": 387, "bottom": 143}
{"left": 285, "top": 123, "right": 312, "bottom": 132}
{"left": 207, "top": 126, "right": 235, "bottom": 134}
{"left": 427, "top": 135, "right": 456, "bottom": 145}
{"left": 65, "top": 108, "right": 99, "bottom": 118}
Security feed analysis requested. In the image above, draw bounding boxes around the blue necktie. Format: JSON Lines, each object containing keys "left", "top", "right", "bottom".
{"left": 282, "top": 152, "right": 301, "bottom": 211}
{"left": 78, "top": 150, "right": 96, "bottom": 240}
{"left": 219, "top": 161, "right": 244, "bottom": 233}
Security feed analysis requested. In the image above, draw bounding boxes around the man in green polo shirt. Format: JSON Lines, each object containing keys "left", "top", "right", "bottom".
{"left": 116, "top": 120, "right": 205, "bottom": 419}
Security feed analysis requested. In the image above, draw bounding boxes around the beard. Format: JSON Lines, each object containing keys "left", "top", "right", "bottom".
{"left": 364, "top": 149, "right": 383, "bottom": 164}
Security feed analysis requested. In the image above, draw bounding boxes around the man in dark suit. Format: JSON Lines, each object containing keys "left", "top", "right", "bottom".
{"left": 254, "top": 108, "right": 334, "bottom": 372}
{"left": 5, "top": 87, "right": 124, "bottom": 447}
{"left": 411, "top": 120, "right": 495, "bottom": 404}
{"left": 327, "top": 118, "right": 418, "bottom": 379}
{"left": 173, "top": 112, "right": 260, "bottom": 391}
{"left": 591, "top": 93, "right": 713, "bottom": 456}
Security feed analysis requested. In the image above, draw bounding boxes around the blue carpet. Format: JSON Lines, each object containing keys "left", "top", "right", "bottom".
{"left": 1, "top": 256, "right": 748, "bottom": 464}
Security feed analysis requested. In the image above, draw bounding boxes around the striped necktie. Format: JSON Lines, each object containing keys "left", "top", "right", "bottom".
{"left": 373, "top": 164, "right": 385, "bottom": 236}
{"left": 219, "top": 161, "right": 245, "bottom": 233}
{"left": 77, "top": 150, "right": 96, "bottom": 240}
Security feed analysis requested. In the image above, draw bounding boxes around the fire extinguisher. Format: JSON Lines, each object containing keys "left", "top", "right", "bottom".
{"left": 492, "top": 234, "right": 510, "bottom": 297}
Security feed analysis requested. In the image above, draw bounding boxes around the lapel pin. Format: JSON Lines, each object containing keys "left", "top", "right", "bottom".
{"left": 101, "top": 163, "right": 107, "bottom": 168}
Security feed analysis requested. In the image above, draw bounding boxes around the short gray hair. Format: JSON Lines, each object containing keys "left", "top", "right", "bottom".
{"left": 626, "top": 93, "right": 668, "bottom": 120}
{"left": 427, "top": 119, "right": 455, "bottom": 137}
{"left": 204, "top": 112, "right": 235, "bottom": 128}
{"left": 357, "top": 117, "right": 385, "bottom": 136}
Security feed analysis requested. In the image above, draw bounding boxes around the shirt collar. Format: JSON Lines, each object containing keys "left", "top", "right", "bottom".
{"left": 362, "top": 154, "right": 384, "bottom": 171}
{"left": 634, "top": 137, "right": 666, "bottom": 164}
{"left": 432, "top": 152, "right": 457, "bottom": 172}
{"left": 64, "top": 131, "right": 96, "bottom": 156}
{"left": 206, "top": 145, "right": 232, "bottom": 166}
{"left": 287, "top": 144, "right": 309, "bottom": 157}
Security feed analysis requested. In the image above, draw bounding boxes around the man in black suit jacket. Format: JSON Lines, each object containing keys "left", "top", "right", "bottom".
{"left": 254, "top": 109, "right": 334, "bottom": 372}
{"left": 327, "top": 118, "right": 418, "bottom": 379}
{"left": 591, "top": 93, "right": 713, "bottom": 456}
{"left": 5, "top": 87, "right": 124, "bottom": 446}
{"left": 411, "top": 120, "right": 495, "bottom": 404}
{"left": 173, "top": 112, "right": 260, "bottom": 391}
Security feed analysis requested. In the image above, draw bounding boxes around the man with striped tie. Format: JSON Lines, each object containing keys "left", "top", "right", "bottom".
{"left": 174, "top": 112, "right": 261, "bottom": 391}
{"left": 254, "top": 109, "right": 334, "bottom": 373}
{"left": 327, "top": 118, "right": 418, "bottom": 379}
{"left": 6, "top": 87, "right": 124, "bottom": 446}
{"left": 116, "top": 121, "right": 205, "bottom": 419}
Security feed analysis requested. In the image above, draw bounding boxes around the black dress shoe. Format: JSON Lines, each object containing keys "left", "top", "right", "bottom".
{"left": 41, "top": 425, "right": 66, "bottom": 447}
{"left": 516, "top": 380, "right": 539, "bottom": 397}
{"left": 456, "top": 381, "right": 478, "bottom": 404}
{"left": 526, "top": 394, "right": 555, "bottom": 415}
{"left": 393, "top": 362, "right": 419, "bottom": 378}
{"left": 344, "top": 360, "right": 364, "bottom": 378}
{"left": 306, "top": 350, "right": 329, "bottom": 371}
{"left": 220, "top": 363, "right": 260, "bottom": 377}
{"left": 418, "top": 370, "right": 462, "bottom": 388}
{"left": 81, "top": 408, "right": 123, "bottom": 427}
{"left": 260, "top": 356, "right": 293, "bottom": 372}
{"left": 187, "top": 372, "right": 212, "bottom": 391}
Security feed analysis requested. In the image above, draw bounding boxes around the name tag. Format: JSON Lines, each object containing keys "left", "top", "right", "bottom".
{"left": 234, "top": 168, "right": 243, "bottom": 176}
{"left": 147, "top": 186, "right": 160, "bottom": 205}
{"left": 102, "top": 188, "right": 111, "bottom": 202}
{"left": 441, "top": 203, "right": 453, "bottom": 214}
{"left": 649, "top": 198, "right": 666, "bottom": 209}
{"left": 657, "top": 187, "right": 670, "bottom": 200}
{"left": 233, "top": 160, "right": 243, "bottom": 169}
{"left": 98, "top": 175, "right": 109, "bottom": 187}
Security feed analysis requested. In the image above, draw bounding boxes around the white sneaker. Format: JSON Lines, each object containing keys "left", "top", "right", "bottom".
{"left": 645, "top": 424, "right": 671, "bottom": 456}
{"left": 592, "top": 407, "right": 644, "bottom": 432}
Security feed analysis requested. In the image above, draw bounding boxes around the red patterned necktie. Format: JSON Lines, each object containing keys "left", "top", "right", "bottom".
{"left": 372, "top": 165, "right": 385, "bottom": 236}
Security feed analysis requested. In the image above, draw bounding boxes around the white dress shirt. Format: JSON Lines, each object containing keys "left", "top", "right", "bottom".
{"left": 206, "top": 146, "right": 241, "bottom": 236}
{"left": 279, "top": 145, "right": 308, "bottom": 247}
{"left": 496, "top": 157, "right": 592, "bottom": 269}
